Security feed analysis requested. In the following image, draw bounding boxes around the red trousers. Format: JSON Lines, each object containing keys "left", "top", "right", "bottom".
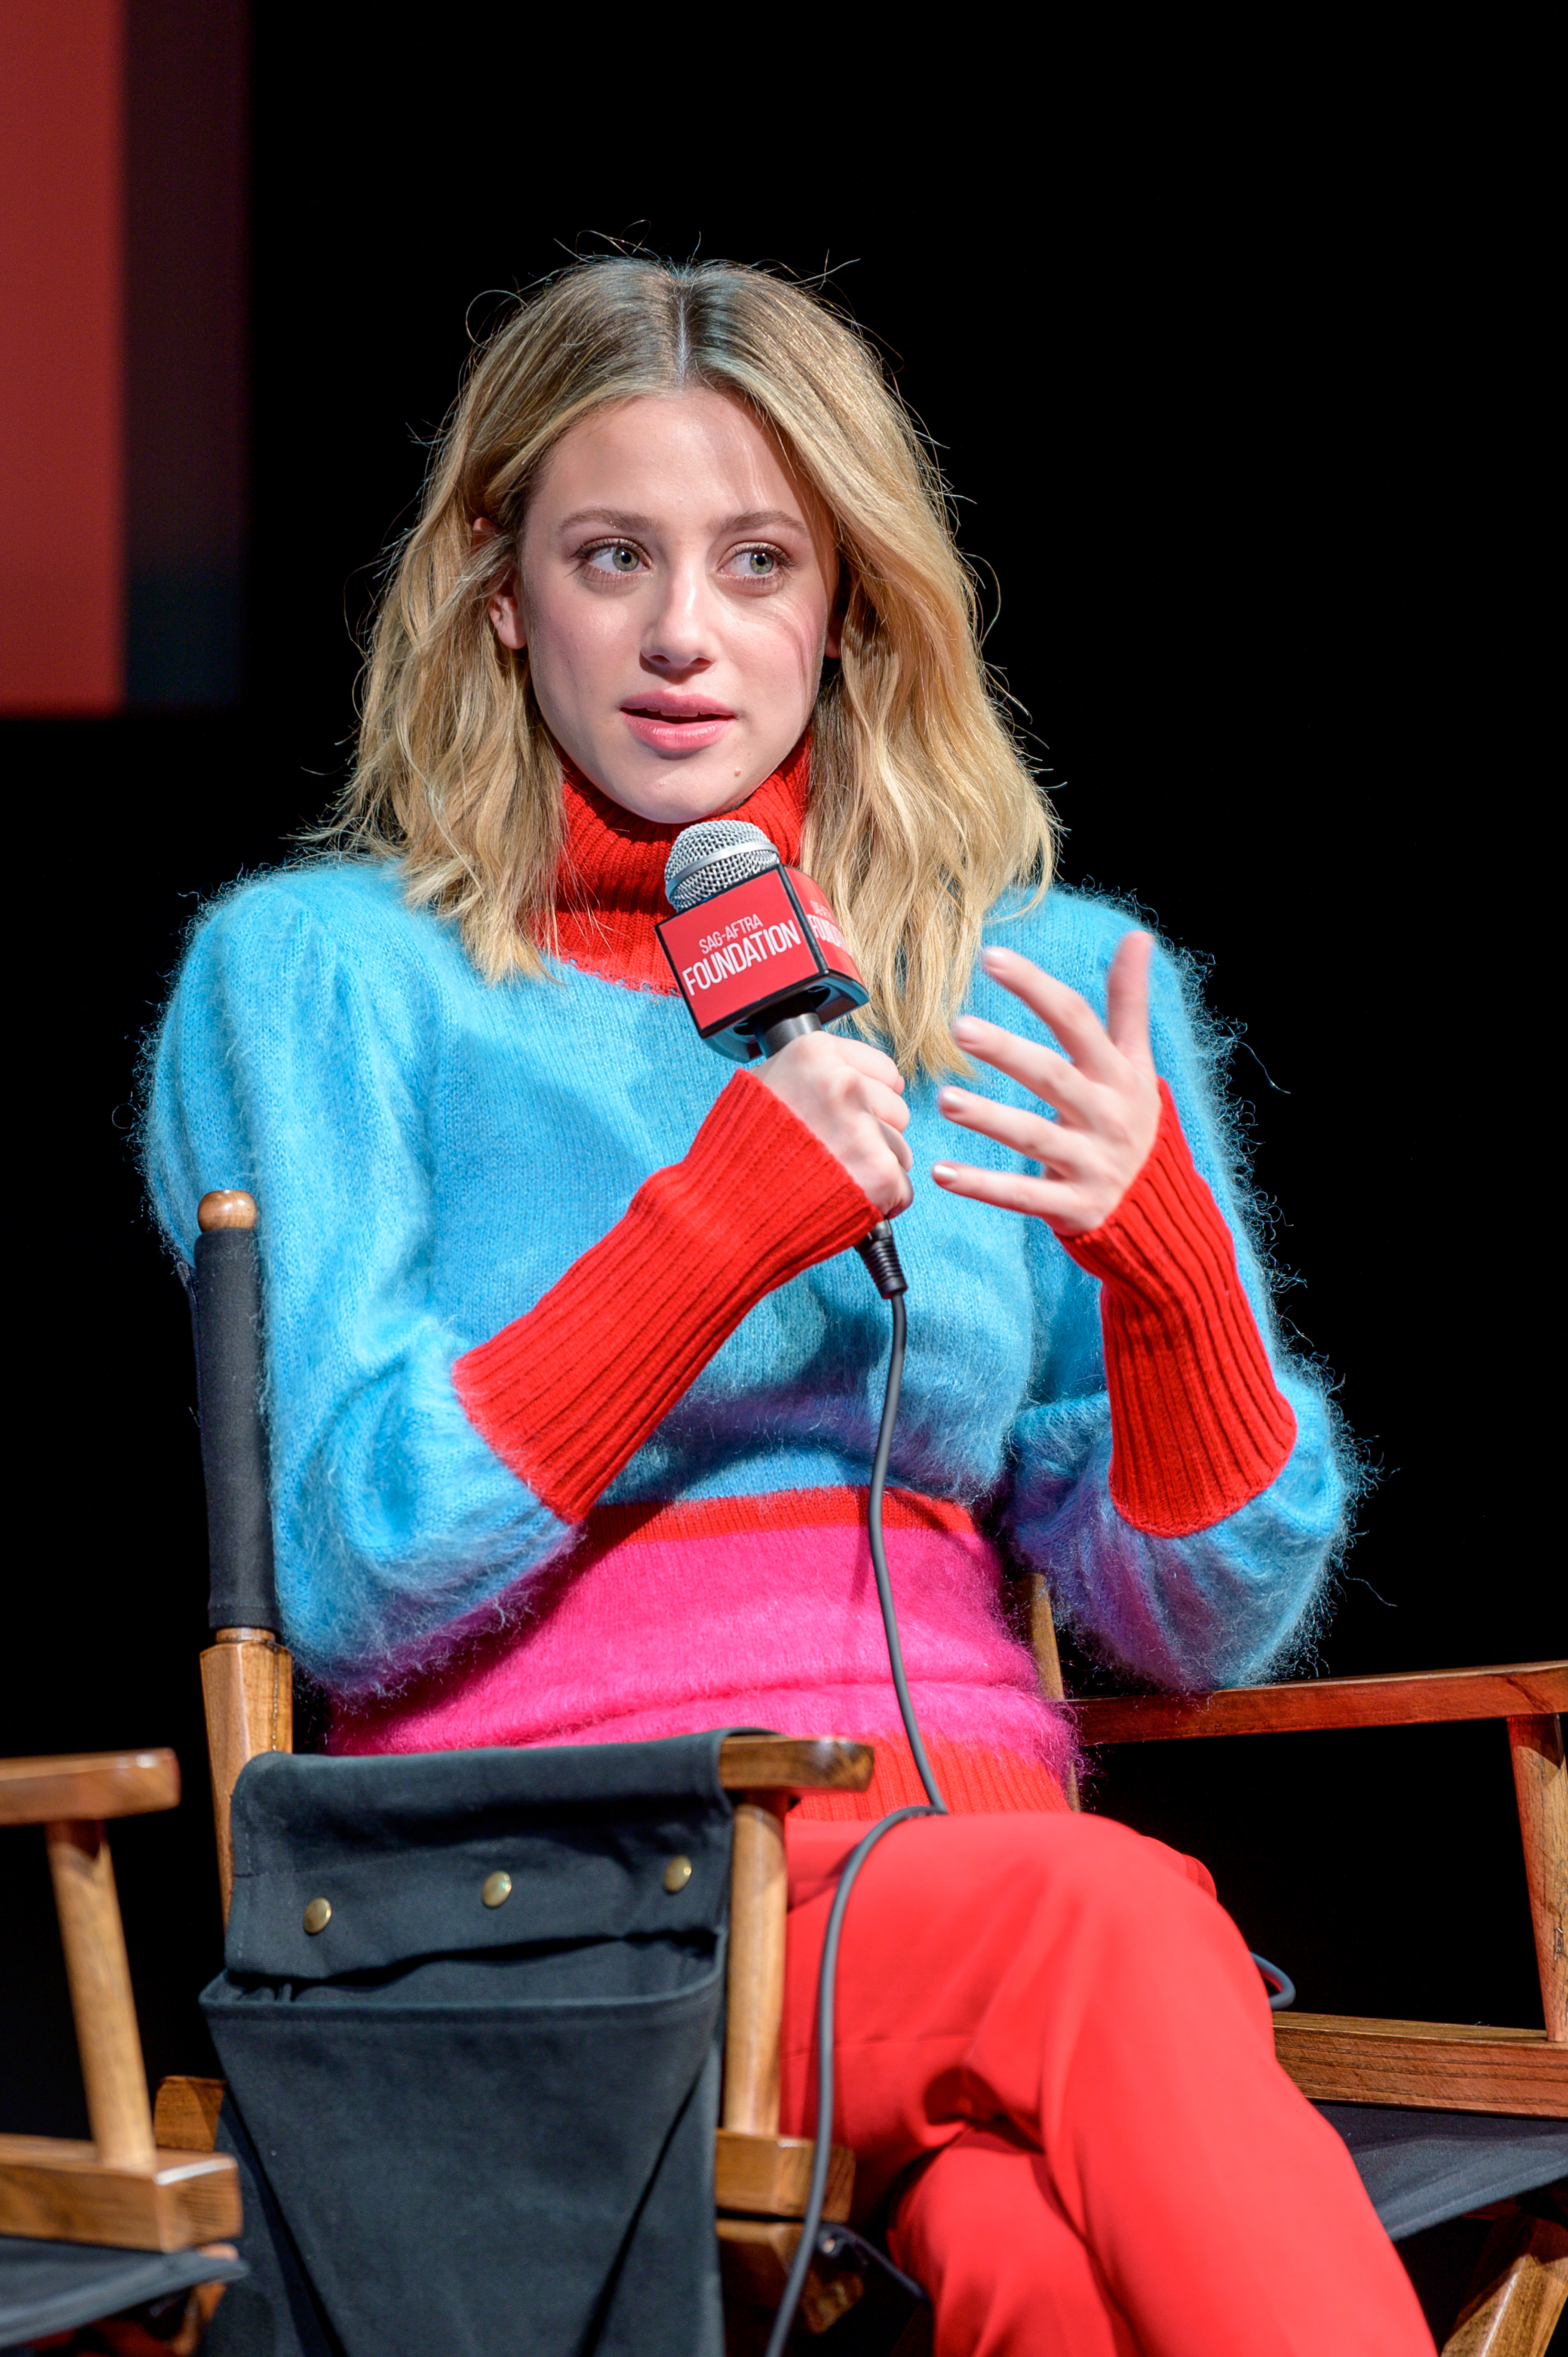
{"left": 779, "top": 1811, "right": 1434, "bottom": 2356}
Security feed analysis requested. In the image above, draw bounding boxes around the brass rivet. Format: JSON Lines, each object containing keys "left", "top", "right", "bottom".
{"left": 663, "top": 1855, "right": 693, "bottom": 1894}
{"left": 302, "top": 1897, "right": 331, "bottom": 1935}
{"left": 481, "top": 1870, "right": 512, "bottom": 1909}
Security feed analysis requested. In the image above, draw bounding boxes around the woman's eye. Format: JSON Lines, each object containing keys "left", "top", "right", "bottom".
{"left": 729, "top": 546, "right": 781, "bottom": 579}
{"left": 586, "top": 543, "right": 644, "bottom": 575}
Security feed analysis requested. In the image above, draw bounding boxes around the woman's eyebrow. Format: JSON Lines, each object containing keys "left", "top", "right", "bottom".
{"left": 555, "top": 507, "right": 657, "bottom": 534}
{"left": 553, "top": 506, "right": 808, "bottom": 536}
{"left": 722, "top": 509, "right": 807, "bottom": 533}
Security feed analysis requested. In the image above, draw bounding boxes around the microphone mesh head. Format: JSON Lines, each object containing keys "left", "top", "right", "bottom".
{"left": 664, "top": 819, "right": 781, "bottom": 912}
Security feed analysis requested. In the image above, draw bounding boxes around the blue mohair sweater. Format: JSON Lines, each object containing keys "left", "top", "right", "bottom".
{"left": 144, "top": 858, "right": 1347, "bottom": 1699}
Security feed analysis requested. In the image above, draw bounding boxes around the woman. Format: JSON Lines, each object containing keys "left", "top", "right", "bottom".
{"left": 147, "top": 260, "right": 1430, "bottom": 2353}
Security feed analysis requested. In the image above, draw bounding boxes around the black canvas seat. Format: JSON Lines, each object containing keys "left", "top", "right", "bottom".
{"left": 0, "top": 2241, "right": 247, "bottom": 2352}
{"left": 1323, "top": 2100, "right": 1568, "bottom": 2242}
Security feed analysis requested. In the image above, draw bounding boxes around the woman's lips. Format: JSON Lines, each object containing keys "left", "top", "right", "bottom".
{"left": 620, "top": 701, "right": 736, "bottom": 755}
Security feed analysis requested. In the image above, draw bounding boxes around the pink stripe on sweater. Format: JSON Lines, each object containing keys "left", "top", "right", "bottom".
{"left": 333, "top": 1488, "right": 1074, "bottom": 1783}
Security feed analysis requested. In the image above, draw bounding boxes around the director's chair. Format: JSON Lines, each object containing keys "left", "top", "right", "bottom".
{"left": 156, "top": 1189, "right": 922, "bottom": 2354}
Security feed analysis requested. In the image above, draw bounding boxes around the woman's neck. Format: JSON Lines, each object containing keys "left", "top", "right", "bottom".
{"left": 549, "top": 736, "right": 812, "bottom": 994}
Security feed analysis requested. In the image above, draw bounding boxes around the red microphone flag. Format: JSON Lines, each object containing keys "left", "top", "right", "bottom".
{"left": 656, "top": 868, "right": 868, "bottom": 1062}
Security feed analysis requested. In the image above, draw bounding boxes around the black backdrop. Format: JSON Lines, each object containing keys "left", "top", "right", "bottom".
{"left": 3, "top": 51, "right": 1555, "bottom": 2138}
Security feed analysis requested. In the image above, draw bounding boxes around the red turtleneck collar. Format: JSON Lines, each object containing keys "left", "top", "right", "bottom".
{"left": 547, "top": 735, "right": 812, "bottom": 994}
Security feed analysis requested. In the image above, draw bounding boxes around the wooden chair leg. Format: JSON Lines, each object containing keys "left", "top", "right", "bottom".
{"left": 1442, "top": 2204, "right": 1568, "bottom": 2356}
{"left": 1508, "top": 1714, "right": 1566, "bottom": 2046}
{"left": 1025, "top": 1574, "right": 1079, "bottom": 1809}
{"left": 200, "top": 1629, "right": 293, "bottom": 1921}
{"left": 724, "top": 1794, "right": 790, "bottom": 2139}
{"left": 46, "top": 1820, "right": 156, "bottom": 2167}
{"left": 718, "top": 1787, "right": 861, "bottom": 2344}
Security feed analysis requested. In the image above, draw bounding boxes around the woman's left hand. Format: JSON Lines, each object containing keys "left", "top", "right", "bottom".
{"left": 932, "top": 933, "right": 1162, "bottom": 1238}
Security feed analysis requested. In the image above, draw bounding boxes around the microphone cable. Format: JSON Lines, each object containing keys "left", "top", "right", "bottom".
{"left": 764, "top": 1269, "right": 946, "bottom": 2357}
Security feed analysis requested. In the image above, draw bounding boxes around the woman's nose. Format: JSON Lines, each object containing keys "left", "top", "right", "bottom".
{"left": 642, "top": 563, "right": 716, "bottom": 671}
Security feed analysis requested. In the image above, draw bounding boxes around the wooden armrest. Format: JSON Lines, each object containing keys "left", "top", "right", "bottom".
{"left": 0, "top": 2133, "right": 241, "bottom": 2250}
{"left": 714, "top": 2128, "right": 854, "bottom": 2222}
{"left": 718, "top": 1736, "right": 874, "bottom": 1792}
{"left": 0, "top": 1749, "right": 181, "bottom": 1825}
{"left": 1271, "top": 2015, "right": 1568, "bottom": 2117}
{"left": 1074, "top": 1661, "right": 1567, "bottom": 1746}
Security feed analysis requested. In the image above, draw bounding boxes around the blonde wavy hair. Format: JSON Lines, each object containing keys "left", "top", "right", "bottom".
{"left": 326, "top": 258, "right": 1056, "bottom": 1076}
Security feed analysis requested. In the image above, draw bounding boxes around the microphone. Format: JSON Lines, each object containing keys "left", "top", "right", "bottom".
{"left": 656, "top": 819, "right": 869, "bottom": 1062}
{"left": 658, "top": 819, "right": 906, "bottom": 1299}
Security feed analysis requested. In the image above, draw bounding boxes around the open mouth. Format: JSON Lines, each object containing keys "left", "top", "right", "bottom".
{"left": 621, "top": 700, "right": 735, "bottom": 721}
{"left": 620, "top": 698, "right": 737, "bottom": 753}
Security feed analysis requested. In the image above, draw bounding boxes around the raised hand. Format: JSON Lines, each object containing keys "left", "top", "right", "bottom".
{"left": 931, "top": 934, "right": 1161, "bottom": 1237}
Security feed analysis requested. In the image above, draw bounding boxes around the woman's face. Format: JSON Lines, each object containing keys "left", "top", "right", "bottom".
{"left": 489, "top": 387, "right": 841, "bottom": 825}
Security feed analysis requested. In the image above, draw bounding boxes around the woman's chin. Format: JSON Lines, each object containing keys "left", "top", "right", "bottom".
{"left": 586, "top": 748, "right": 777, "bottom": 829}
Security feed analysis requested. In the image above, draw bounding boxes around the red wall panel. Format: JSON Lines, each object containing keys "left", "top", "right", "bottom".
{"left": 0, "top": 1, "right": 125, "bottom": 712}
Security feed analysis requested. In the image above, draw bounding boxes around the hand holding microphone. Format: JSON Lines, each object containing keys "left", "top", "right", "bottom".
{"left": 753, "top": 1031, "right": 912, "bottom": 1215}
{"left": 657, "top": 819, "right": 911, "bottom": 1286}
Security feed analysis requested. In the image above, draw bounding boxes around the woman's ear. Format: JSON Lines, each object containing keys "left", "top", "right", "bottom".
{"left": 473, "top": 516, "right": 526, "bottom": 651}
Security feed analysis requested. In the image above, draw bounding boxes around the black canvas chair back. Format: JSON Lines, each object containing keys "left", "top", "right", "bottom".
{"left": 203, "top": 1733, "right": 735, "bottom": 2357}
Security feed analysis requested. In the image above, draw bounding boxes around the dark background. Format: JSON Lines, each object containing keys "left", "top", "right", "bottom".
{"left": 4, "top": 35, "right": 1555, "bottom": 2136}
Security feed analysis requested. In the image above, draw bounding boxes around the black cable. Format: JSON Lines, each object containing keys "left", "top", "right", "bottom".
{"left": 761, "top": 1806, "right": 929, "bottom": 2357}
{"left": 764, "top": 1289, "right": 945, "bottom": 2357}
{"left": 1251, "top": 1953, "right": 1296, "bottom": 2010}
{"left": 866, "top": 1295, "right": 946, "bottom": 1818}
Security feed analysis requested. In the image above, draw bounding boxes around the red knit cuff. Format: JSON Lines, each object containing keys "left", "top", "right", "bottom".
{"left": 453, "top": 1073, "right": 880, "bottom": 1521}
{"left": 1062, "top": 1081, "right": 1297, "bottom": 1537}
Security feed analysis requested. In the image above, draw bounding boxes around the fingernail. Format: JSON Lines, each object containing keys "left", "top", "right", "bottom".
{"left": 930, "top": 1163, "right": 956, "bottom": 1184}
{"left": 951, "top": 1017, "right": 980, "bottom": 1044}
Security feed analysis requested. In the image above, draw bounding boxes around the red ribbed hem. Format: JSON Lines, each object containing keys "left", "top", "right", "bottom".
{"left": 792, "top": 1734, "right": 1072, "bottom": 1821}
{"left": 453, "top": 1073, "right": 879, "bottom": 1522}
{"left": 1062, "top": 1081, "right": 1297, "bottom": 1538}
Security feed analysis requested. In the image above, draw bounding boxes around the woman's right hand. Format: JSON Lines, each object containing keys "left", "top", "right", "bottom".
{"left": 752, "top": 1033, "right": 913, "bottom": 1214}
